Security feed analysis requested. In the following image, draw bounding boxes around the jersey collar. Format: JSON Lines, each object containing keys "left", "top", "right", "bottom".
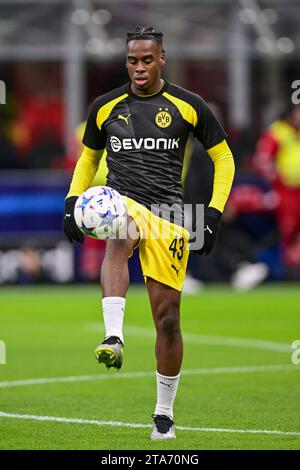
{"left": 127, "top": 80, "right": 169, "bottom": 99}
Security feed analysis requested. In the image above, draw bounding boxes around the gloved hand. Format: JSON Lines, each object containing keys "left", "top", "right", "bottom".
{"left": 192, "top": 206, "right": 221, "bottom": 256}
{"left": 63, "top": 196, "right": 84, "bottom": 244}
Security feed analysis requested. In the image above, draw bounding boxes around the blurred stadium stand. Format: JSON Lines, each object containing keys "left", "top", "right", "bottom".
{"left": 0, "top": 0, "right": 300, "bottom": 285}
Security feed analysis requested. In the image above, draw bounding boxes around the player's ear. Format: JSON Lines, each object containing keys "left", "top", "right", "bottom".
{"left": 160, "top": 49, "right": 166, "bottom": 66}
{"left": 125, "top": 49, "right": 129, "bottom": 69}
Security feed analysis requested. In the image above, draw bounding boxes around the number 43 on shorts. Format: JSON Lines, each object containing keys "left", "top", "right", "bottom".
{"left": 168, "top": 236, "right": 184, "bottom": 260}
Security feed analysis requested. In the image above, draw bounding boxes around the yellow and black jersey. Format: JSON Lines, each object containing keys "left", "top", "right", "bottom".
{"left": 82, "top": 80, "right": 227, "bottom": 214}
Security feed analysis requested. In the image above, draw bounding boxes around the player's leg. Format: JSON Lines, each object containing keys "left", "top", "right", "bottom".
{"left": 147, "top": 277, "right": 182, "bottom": 439}
{"left": 101, "top": 237, "right": 135, "bottom": 298}
{"left": 95, "top": 215, "right": 139, "bottom": 369}
{"left": 147, "top": 277, "right": 183, "bottom": 375}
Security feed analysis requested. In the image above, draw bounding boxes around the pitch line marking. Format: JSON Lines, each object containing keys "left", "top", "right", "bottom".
{"left": 0, "top": 364, "right": 298, "bottom": 389}
{"left": 86, "top": 323, "right": 291, "bottom": 353}
{"left": 0, "top": 412, "right": 300, "bottom": 437}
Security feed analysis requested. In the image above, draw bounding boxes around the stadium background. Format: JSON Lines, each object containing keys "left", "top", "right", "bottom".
{"left": 1, "top": 0, "right": 300, "bottom": 451}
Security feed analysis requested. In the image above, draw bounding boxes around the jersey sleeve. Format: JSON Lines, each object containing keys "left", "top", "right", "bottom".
{"left": 207, "top": 139, "right": 235, "bottom": 212}
{"left": 66, "top": 145, "right": 103, "bottom": 198}
{"left": 82, "top": 99, "right": 107, "bottom": 150}
{"left": 193, "top": 97, "right": 227, "bottom": 150}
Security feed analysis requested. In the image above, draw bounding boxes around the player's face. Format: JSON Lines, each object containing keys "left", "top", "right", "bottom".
{"left": 126, "top": 40, "right": 165, "bottom": 95}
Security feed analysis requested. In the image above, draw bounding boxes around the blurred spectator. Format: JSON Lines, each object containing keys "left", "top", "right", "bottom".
{"left": 17, "top": 241, "right": 46, "bottom": 284}
{"left": 5, "top": 93, "right": 65, "bottom": 169}
{"left": 253, "top": 103, "right": 300, "bottom": 272}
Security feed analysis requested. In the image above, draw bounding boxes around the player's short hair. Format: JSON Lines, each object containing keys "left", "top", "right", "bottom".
{"left": 126, "top": 26, "right": 163, "bottom": 48}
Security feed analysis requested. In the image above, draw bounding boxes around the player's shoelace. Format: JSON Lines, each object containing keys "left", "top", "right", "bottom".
{"left": 152, "top": 414, "right": 174, "bottom": 434}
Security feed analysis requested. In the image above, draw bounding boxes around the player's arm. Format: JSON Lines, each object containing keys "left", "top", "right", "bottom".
{"left": 63, "top": 98, "right": 106, "bottom": 243}
{"left": 66, "top": 145, "right": 104, "bottom": 198}
{"left": 63, "top": 146, "right": 104, "bottom": 243}
{"left": 193, "top": 139, "right": 235, "bottom": 255}
{"left": 192, "top": 98, "right": 235, "bottom": 254}
{"left": 207, "top": 139, "right": 235, "bottom": 214}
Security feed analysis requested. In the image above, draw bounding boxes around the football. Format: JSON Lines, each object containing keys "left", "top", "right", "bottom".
{"left": 74, "top": 186, "right": 127, "bottom": 239}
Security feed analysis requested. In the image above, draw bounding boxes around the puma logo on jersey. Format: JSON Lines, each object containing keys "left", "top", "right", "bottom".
{"left": 171, "top": 264, "right": 181, "bottom": 276}
{"left": 118, "top": 113, "right": 131, "bottom": 125}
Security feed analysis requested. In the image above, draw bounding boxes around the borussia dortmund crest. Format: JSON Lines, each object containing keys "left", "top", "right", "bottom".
{"left": 155, "top": 108, "right": 172, "bottom": 128}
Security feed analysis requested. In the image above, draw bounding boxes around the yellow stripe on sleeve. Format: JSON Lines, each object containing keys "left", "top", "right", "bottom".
{"left": 66, "top": 145, "right": 104, "bottom": 198}
{"left": 162, "top": 92, "right": 198, "bottom": 127}
{"left": 207, "top": 139, "right": 235, "bottom": 213}
{"left": 96, "top": 93, "right": 128, "bottom": 130}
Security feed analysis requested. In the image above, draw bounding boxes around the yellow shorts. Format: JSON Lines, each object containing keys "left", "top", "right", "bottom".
{"left": 122, "top": 196, "right": 190, "bottom": 292}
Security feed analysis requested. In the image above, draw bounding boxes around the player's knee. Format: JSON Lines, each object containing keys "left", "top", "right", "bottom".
{"left": 156, "top": 302, "right": 180, "bottom": 341}
{"left": 105, "top": 238, "right": 134, "bottom": 259}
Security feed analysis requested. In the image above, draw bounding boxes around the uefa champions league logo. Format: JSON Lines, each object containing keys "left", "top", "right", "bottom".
{"left": 0, "top": 340, "right": 6, "bottom": 365}
{"left": 0, "top": 80, "right": 6, "bottom": 104}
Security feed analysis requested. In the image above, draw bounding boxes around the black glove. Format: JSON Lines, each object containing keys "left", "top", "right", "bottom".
{"left": 192, "top": 206, "right": 221, "bottom": 256}
{"left": 63, "top": 196, "right": 84, "bottom": 244}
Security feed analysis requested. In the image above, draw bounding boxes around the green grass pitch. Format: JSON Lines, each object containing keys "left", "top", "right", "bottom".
{"left": 0, "top": 284, "right": 300, "bottom": 450}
